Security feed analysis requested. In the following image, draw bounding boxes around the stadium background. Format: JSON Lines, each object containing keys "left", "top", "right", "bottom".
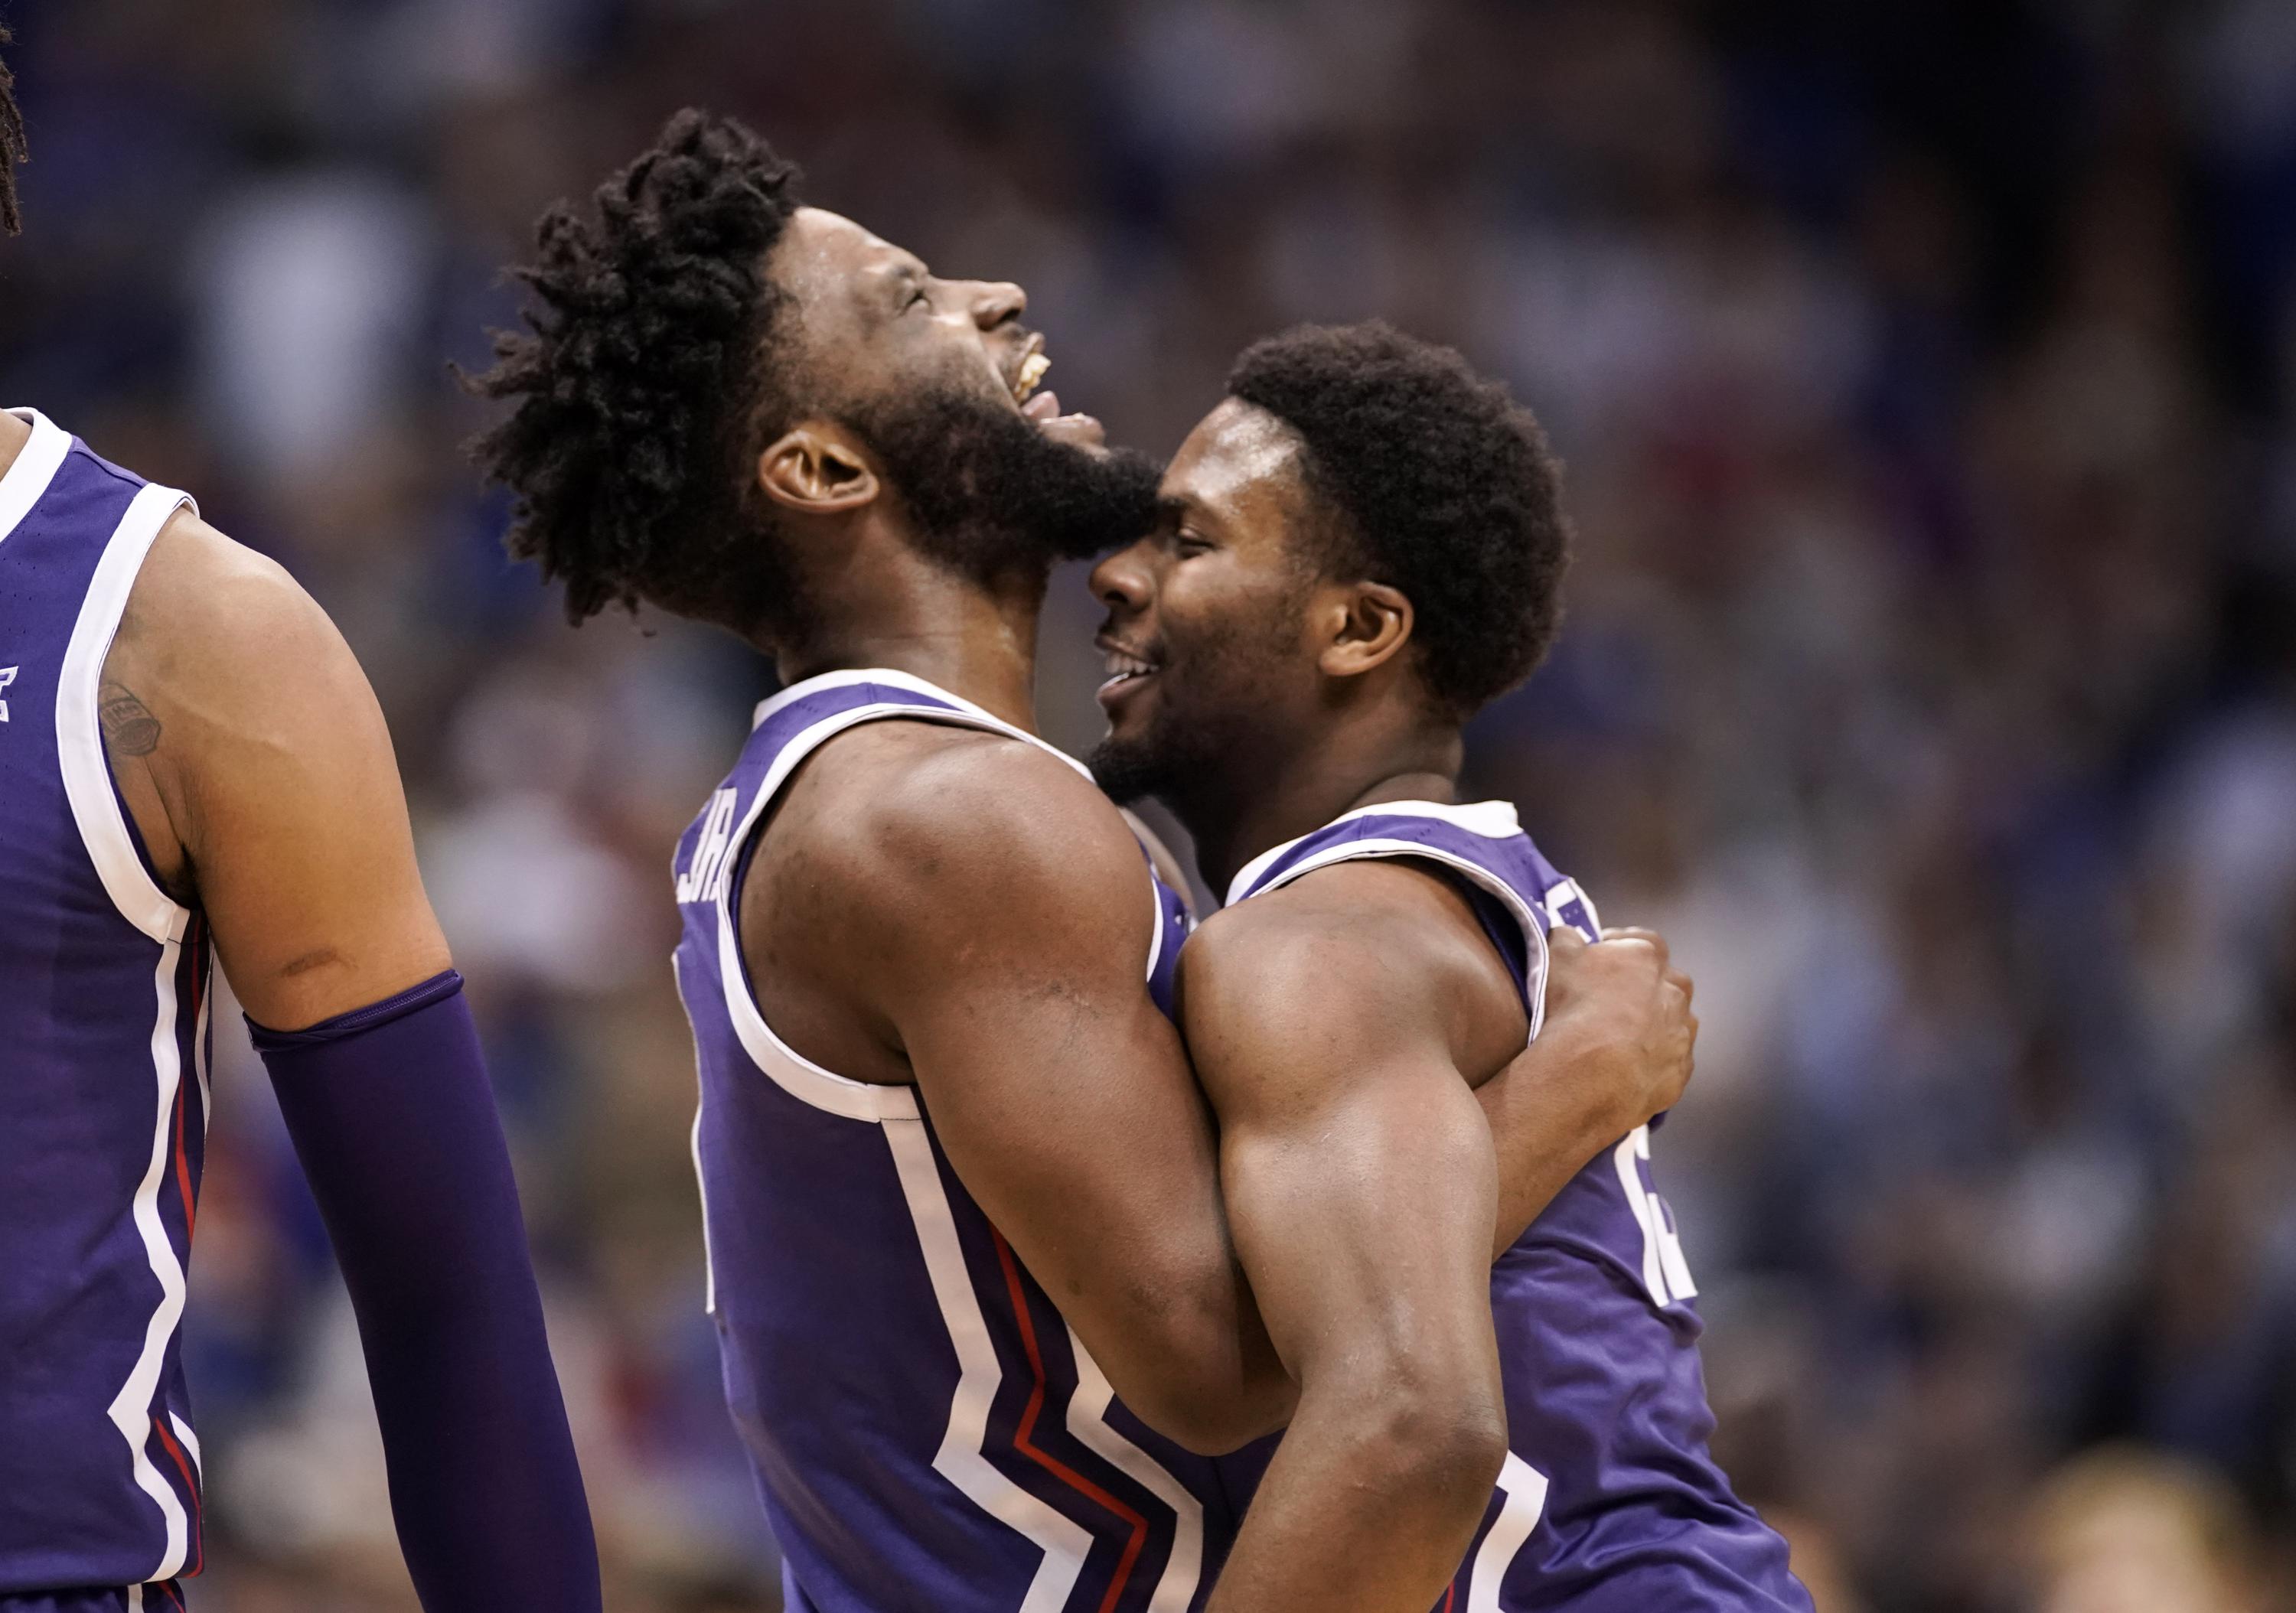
{"left": 5, "top": 1, "right": 2294, "bottom": 1608}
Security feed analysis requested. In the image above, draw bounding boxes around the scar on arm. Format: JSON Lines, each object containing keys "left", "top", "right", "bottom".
{"left": 279, "top": 947, "right": 343, "bottom": 979}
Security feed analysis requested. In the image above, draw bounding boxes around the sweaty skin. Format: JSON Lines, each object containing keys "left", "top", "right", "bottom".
{"left": 1182, "top": 862, "right": 1529, "bottom": 1611}
{"left": 0, "top": 409, "right": 595, "bottom": 1605}
{"left": 1088, "top": 393, "right": 1699, "bottom": 1609}
{"left": 696, "top": 207, "right": 1698, "bottom": 1457}
{"left": 94, "top": 502, "right": 451, "bottom": 1025}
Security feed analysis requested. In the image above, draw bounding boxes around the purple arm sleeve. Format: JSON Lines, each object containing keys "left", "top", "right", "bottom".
{"left": 249, "top": 970, "right": 603, "bottom": 1613}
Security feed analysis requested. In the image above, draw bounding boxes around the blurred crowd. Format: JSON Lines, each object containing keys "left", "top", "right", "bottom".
{"left": 5, "top": 1, "right": 2294, "bottom": 1608}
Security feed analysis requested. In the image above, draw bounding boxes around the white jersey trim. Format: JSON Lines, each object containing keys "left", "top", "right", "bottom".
{"left": 1066, "top": 1326, "right": 1205, "bottom": 1611}
{"left": 0, "top": 408, "right": 72, "bottom": 551}
{"left": 713, "top": 670, "right": 1164, "bottom": 1123}
{"left": 698, "top": 668, "right": 1200, "bottom": 1598}
{"left": 1231, "top": 829, "right": 1557, "bottom": 1042}
{"left": 1223, "top": 797, "right": 1522, "bottom": 908}
{"left": 57, "top": 481, "right": 197, "bottom": 944}
{"left": 106, "top": 932, "right": 193, "bottom": 1581}
{"left": 884, "top": 1105, "right": 1093, "bottom": 1611}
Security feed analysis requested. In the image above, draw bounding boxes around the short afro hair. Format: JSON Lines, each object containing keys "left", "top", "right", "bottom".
{"left": 1, "top": 25, "right": 27, "bottom": 236}
{"left": 466, "top": 111, "right": 803, "bottom": 630}
{"left": 1228, "top": 321, "right": 1570, "bottom": 718}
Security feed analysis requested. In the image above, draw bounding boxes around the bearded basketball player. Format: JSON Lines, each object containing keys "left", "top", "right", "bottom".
{"left": 1088, "top": 323, "right": 1812, "bottom": 1612}
{"left": 468, "top": 112, "right": 1699, "bottom": 1611}
{"left": 0, "top": 34, "right": 600, "bottom": 1613}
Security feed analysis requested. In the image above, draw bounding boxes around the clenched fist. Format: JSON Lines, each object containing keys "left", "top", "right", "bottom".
{"left": 1538, "top": 924, "right": 1699, "bottom": 1139}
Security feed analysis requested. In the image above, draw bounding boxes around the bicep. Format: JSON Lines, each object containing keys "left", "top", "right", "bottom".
{"left": 136, "top": 533, "right": 447, "bottom": 1026}
{"left": 1189, "top": 937, "right": 1500, "bottom": 1383}
{"left": 1221, "top": 1044, "right": 1500, "bottom": 1383}
{"left": 862, "top": 767, "right": 1246, "bottom": 1399}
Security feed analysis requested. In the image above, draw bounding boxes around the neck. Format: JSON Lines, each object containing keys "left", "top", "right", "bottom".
{"left": 768, "top": 526, "right": 1048, "bottom": 733}
{"left": 0, "top": 409, "right": 28, "bottom": 479}
{"left": 1180, "top": 715, "right": 1464, "bottom": 897}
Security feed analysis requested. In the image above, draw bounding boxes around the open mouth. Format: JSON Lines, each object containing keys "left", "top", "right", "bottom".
{"left": 1008, "top": 336, "right": 1057, "bottom": 421}
{"left": 1097, "top": 644, "right": 1159, "bottom": 699}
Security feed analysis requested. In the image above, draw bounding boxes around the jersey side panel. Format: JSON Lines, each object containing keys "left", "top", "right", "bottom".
{"left": 0, "top": 418, "right": 207, "bottom": 1594}
{"left": 674, "top": 674, "right": 1248, "bottom": 1613}
{"left": 1229, "top": 805, "right": 1809, "bottom": 1612}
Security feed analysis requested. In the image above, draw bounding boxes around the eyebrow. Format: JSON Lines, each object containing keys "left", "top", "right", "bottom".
{"left": 1155, "top": 495, "right": 1190, "bottom": 527}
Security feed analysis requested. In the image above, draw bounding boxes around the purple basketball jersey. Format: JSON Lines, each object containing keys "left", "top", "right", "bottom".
{"left": 672, "top": 669, "right": 1258, "bottom": 1613}
{"left": 0, "top": 411, "right": 210, "bottom": 1595}
{"left": 1227, "top": 801, "right": 1811, "bottom": 1612}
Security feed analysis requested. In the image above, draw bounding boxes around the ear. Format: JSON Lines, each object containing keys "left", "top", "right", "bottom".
{"left": 1316, "top": 580, "right": 1414, "bottom": 682}
{"left": 756, "top": 424, "right": 881, "bottom": 515}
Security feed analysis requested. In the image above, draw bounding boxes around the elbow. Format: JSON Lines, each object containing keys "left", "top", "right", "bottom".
{"left": 1312, "top": 1363, "right": 1509, "bottom": 1513}
{"left": 1098, "top": 1308, "right": 1296, "bottom": 1457}
{"left": 1122, "top": 1359, "right": 1294, "bottom": 1458}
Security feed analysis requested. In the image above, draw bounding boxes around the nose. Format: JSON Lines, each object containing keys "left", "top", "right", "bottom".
{"left": 1091, "top": 536, "right": 1156, "bottom": 616}
{"left": 968, "top": 279, "right": 1027, "bottom": 330}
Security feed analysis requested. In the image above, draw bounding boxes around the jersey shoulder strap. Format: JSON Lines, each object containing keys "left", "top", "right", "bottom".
{"left": 1225, "top": 800, "right": 1601, "bottom": 1040}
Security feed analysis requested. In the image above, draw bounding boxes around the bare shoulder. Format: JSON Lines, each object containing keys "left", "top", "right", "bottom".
{"left": 112, "top": 510, "right": 365, "bottom": 710}
{"left": 772, "top": 717, "right": 1157, "bottom": 973}
{"left": 1182, "top": 858, "right": 1525, "bottom": 1086}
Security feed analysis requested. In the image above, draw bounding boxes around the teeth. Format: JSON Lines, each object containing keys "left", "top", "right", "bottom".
{"left": 1015, "top": 351, "right": 1051, "bottom": 401}
{"left": 1101, "top": 649, "right": 1154, "bottom": 681}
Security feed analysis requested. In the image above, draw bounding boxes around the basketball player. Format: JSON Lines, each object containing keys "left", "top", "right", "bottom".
{"left": 1088, "top": 323, "right": 1812, "bottom": 1611}
{"left": 0, "top": 36, "right": 601, "bottom": 1613}
{"left": 468, "top": 112, "right": 1698, "bottom": 1611}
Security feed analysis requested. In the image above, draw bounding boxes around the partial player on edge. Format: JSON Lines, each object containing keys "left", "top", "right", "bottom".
{"left": 0, "top": 34, "right": 602, "bottom": 1613}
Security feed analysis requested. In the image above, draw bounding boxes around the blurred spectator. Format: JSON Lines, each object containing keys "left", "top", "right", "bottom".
{"left": 5, "top": 0, "right": 2294, "bottom": 1606}
{"left": 2027, "top": 1446, "right": 2274, "bottom": 1613}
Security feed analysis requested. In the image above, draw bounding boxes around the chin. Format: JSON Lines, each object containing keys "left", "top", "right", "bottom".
{"left": 1084, "top": 732, "right": 1172, "bottom": 807}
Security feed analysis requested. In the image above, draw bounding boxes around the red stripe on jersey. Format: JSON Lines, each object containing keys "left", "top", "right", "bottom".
{"left": 172, "top": 914, "right": 204, "bottom": 1238}
{"left": 170, "top": 1079, "right": 194, "bottom": 1240}
{"left": 990, "top": 1228, "right": 1149, "bottom": 1613}
{"left": 151, "top": 1416, "right": 202, "bottom": 1577}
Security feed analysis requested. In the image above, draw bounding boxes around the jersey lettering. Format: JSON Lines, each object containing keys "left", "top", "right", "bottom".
{"left": 0, "top": 665, "right": 16, "bottom": 723}
{"left": 1612, "top": 1126, "right": 1696, "bottom": 1306}
{"left": 676, "top": 787, "right": 739, "bottom": 905}
{"left": 1465, "top": 1454, "right": 1550, "bottom": 1612}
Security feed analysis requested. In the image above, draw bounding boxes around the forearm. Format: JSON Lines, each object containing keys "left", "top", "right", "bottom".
{"left": 253, "top": 973, "right": 602, "bottom": 1613}
{"left": 1476, "top": 1010, "right": 1628, "bottom": 1258}
{"left": 1208, "top": 1383, "right": 1502, "bottom": 1613}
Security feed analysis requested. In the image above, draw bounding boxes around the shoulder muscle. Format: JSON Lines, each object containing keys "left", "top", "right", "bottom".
{"left": 108, "top": 511, "right": 447, "bottom": 1026}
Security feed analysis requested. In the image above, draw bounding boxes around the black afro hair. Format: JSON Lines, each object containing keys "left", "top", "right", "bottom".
{"left": 1228, "top": 321, "right": 1571, "bottom": 719}
{"left": 465, "top": 110, "right": 803, "bottom": 630}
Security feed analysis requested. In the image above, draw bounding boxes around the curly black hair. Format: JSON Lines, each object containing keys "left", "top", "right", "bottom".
{"left": 1, "top": 26, "right": 27, "bottom": 236}
{"left": 465, "top": 110, "right": 804, "bottom": 629}
{"left": 1228, "top": 321, "right": 1571, "bottom": 719}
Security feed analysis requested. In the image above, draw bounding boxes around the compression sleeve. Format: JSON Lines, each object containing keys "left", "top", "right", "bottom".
{"left": 250, "top": 970, "right": 603, "bottom": 1613}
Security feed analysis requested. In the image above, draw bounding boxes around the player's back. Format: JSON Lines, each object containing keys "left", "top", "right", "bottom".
{"left": 671, "top": 668, "right": 1264, "bottom": 1613}
{"left": 1227, "top": 801, "right": 1811, "bottom": 1612}
{"left": 0, "top": 410, "right": 208, "bottom": 1593}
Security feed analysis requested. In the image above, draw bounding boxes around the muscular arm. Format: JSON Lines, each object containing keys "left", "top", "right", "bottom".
{"left": 1184, "top": 862, "right": 1526, "bottom": 1613}
{"left": 1474, "top": 926, "right": 1698, "bottom": 1256}
{"left": 766, "top": 730, "right": 1293, "bottom": 1454}
{"left": 103, "top": 513, "right": 446, "bottom": 1021}
{"left": 105, "top": 513, "right": 601, "bottom": 1611}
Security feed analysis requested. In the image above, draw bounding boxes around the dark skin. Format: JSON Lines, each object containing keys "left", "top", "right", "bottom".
{"left": 0, "top": 413, "right": 450, "bottom": 1030}
{"left": 1088, "top": 396, "right": 1698, "bottom": 1609}
{"left": 699, "top": 210, "right": 1698, "bottom": 1455}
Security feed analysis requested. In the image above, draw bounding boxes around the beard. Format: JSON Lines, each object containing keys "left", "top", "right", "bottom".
{"left": 853, "top": 382, "right": 1162, "bottom": 585}
{"left": 1088, "top": 618, "right": 1304, "bottom": 814}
